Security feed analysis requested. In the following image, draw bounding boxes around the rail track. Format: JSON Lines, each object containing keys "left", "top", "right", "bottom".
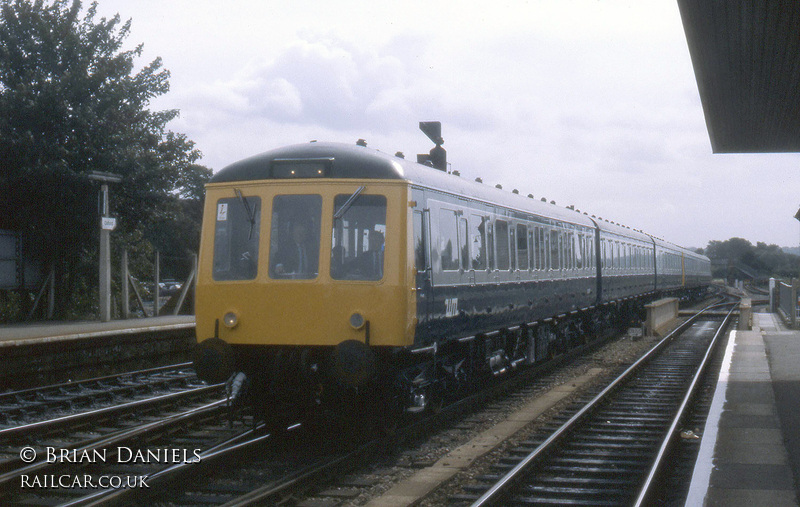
{"left": 0, "top": 363, "right": 238, "bottom": 505}
{"left": 1, "top": 295, "right": 725, "bottom": 505}
{"left": 0, "top": 363, "right": 220, "bottom": 447}
{"left": 0, "top": 395, "right": 249, "bottom": 505}
{"left": 454, "top": 302, "right": 736, "bottom": 506}
{"left": 85, "top": 324, "right": 629, "bottom": 506}
{"left": 0, "top": 362, "right": 198, "bottom": 428}
{"left": 5, "top": 320, "right": 604, "bottom": 506}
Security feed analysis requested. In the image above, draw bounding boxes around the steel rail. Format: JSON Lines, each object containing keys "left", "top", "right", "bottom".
{"left": 470, "top": 300, "right": 726, "bottom": 507}
{"left": 0, "top": 398, "right": 227, "bottom": 485}
{"left": 0, "top": 383, "right": 223, "bottom": 439}
{"left": 70, "top": 425, "right": 275, "bottom": 507}
{"left": 633, "top": 304, "right": 736, "bottom": 506}
{"left": 218, "top": 437, "right": 379, "bottom": 507}
{"left": 0, "top": 362, "right": 194, "bottom": 401}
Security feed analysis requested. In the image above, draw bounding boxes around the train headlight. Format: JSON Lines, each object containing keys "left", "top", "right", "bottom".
{"left": 223, "top": 312, "right": 239, "bottom": 329}
{"left": 349, "top": 312, "right": 365, "bottom": 330}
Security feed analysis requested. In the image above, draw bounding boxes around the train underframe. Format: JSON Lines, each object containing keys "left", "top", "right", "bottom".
{"left": 215, "top": 287, "right": 708, "bottom": 434}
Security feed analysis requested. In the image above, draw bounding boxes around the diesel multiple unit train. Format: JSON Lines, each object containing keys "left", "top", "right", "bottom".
{"left": 193, "top": 135, "right": 711, "bottom": 425}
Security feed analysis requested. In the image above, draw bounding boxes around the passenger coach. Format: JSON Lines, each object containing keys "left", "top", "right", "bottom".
{"left": 194, "top": 139, "right": 711, "bottom": 421}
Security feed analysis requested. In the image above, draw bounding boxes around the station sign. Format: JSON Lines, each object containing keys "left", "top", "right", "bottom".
{"left": 101, "top": 217, "right": 117, "bottom": 231}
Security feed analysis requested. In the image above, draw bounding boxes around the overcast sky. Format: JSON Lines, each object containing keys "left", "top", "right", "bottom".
{"left": 94, "top": 0, "right": 800, "bottom": 250}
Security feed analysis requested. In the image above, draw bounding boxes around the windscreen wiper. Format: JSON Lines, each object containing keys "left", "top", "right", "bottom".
{"left": 333, "top": 186, "right": 365, "bottom": 220}
{"left": 234, "top": 188, "right": 258, "bottom": 240}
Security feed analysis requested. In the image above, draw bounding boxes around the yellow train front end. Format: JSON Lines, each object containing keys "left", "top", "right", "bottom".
{"left": 193, "top": 174, "right": 416, "bottom": 423}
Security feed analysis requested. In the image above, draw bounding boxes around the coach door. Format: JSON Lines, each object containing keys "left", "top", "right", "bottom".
{"left": 413, "top": 204, "right": 435, "bottom": 328}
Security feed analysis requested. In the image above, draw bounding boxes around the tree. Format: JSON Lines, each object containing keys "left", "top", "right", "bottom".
{"left": 704, "top": 237, "right": 800, "bottom": 280}
{"left": 0, "top": 0, "right": 211, "bottom": 320}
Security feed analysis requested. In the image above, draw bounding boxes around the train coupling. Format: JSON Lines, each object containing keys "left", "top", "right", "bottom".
{"left": 226, "top": 372, "right": 248, "bottom": 405}
{"left": 406, "top": 392, "right": 427, "bottom": 413}
{"left": 488, "top": 349, "right": 510, "bottom": 376}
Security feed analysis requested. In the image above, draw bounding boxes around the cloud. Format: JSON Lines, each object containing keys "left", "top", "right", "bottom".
{"left": 106, "top": 0, "right": 800, "bottom": 249}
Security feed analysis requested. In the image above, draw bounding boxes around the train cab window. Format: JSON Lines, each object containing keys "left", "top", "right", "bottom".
{"left": 331, "top": 194, "right": 387, "bottom": 280}
{"left": 495, "top": 220, "right": 510, "bottom": 270}
{"left": 268, "top": 195, "right": 322, "bottom": 279}
{"left": 469, "top": 214, "right": 487, "bottom": 270}
{"left": 212, "top": 195, "right": 261, "bottom": 280}
{"left": 438, "top": 209, "right": 460, "bottom": 271}
{"left": 517, "top": 224, "right": 529, "bottom": 271}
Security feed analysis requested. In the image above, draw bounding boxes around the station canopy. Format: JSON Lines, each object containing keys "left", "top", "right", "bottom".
{"left": 678, "top": 1, "right": 800, "bottom": 153}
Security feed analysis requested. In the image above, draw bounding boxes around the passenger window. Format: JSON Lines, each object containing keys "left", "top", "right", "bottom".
{"left": 517, "top": 224, "right": 529, "bottom": 271}
{"left": 496, "top": 220, "right": 510, "bottom": 270}
{"left": 541, "top": 228, "right": 549, "bottom": 270}
{"left": 487, "top": 221, "right": 495, "bottom": 269}
{"left": 469, "top": 215, "right": 487, "bottom": 270}
{"left": 550, "top": 229, "right": 560, "bottom": 270}
{"left": 609, "top": 241, "right": 614, "bottom": 269}
{"left": 509, "top": 224, "right": 516, "bottom": 271}
{"left": 538, "top": 227, "right": 547, "bottom": 270}
{"left": 565, "top": 232, "right": 574, "bottom": 270}
{"left": 268, "top": 195, "right": 322, "bottom": 279}
{"left": 439, "top": 209, "right": 459, "bottom": 271}
{"left": 331, "top": 194, "right": 387, "bottom": 281}
{"left": 212, "top": 195, "right": 261, "bottom": 281}
{"left": 528, "top": 229, "right": 535, "bottom": 270}
{"left": 459, "top": 218, "right": 469, "bottom": 271}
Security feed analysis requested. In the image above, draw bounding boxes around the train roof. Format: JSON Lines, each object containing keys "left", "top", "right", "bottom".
{"left": 210, "top": 141, "right": 708, "bottom": 261}
{"left": 211, "top": 142, "right": 406, "bottom": 182}
{"left": 211, "top": 142, "right": 599, "bottom": 228}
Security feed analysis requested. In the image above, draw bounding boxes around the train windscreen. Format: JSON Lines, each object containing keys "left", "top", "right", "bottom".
{"left": 212, "top": 195, "right": 261, "bottom": 280}
{"left": 268, "top": 195, "right": 322, "bottom": 279}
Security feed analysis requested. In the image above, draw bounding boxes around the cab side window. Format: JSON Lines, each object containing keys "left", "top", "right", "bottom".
{"left": 331, "top": 194, "right": 387, "bottom": 281}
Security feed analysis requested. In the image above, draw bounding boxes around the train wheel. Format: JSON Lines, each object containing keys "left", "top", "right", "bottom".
{"left": 537, "top": 325, "right": 556, "bottom": 360}
{"left": 376, "top": 391, "right": 403, "bottom": 437}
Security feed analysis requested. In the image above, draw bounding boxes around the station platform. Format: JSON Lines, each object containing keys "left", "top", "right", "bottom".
{"left": 0, "top": 315, "right": 195, "bottom": 346}
{"left": 686, "top": 313, "right": 800, "bottom": 506}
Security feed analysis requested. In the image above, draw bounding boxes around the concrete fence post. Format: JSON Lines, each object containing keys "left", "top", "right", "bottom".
{"left": 121, "top": 249, "right": 130, "bottom": 319}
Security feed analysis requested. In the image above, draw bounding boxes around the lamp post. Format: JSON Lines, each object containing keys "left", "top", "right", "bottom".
{"left": 88, "top": 171, "right": 122, "bottom": 322}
